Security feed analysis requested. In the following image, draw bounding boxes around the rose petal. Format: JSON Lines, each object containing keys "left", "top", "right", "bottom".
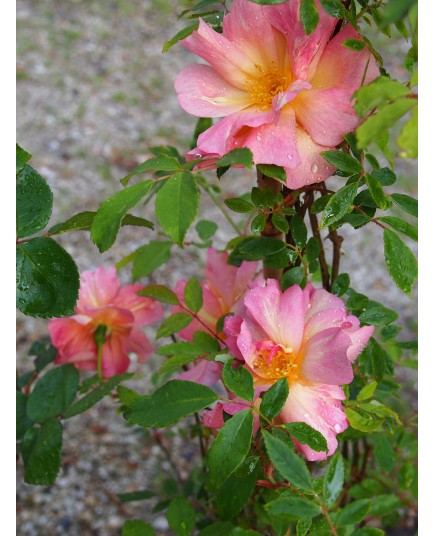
{"left": 77, "top": 266, "right": 120, "bottom": 311}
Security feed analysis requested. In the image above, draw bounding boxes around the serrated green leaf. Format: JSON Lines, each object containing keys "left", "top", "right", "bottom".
{"left": 345, "top": 407, "right": 382, "bottom": 432}
{"left": 356, "top": 382, "right": 378, "bottom": 401}
{"left": 257, "top": 164, "right": 287, "bottom": 183}
{"left": 16, "top": 144, "right": 32, "bottom": 174}
{"left": 338, "top": 499, "right": 371, "bottom": 525}
{"left": 224, "top": 197, "right": 255, "bottom": 213}
{"left": 320, "top": 183, "right": 358, "bottom": 228}
{"left": 271, "top": 212, "right": 289, "bottom": 234}
{"left": 383, "top": 229, "right": 417, "bottom": 295}
{"left": 251, "top": 213, "right": 266, "bottom": 234}
{"left": 366, "top": 174, "right": 389, "bottom": 210}
{"left": 260, "top": 378, "right": 289, "bottom": 420}
{"left": 300, "top": 0, "right": 319, "bottom": 34}
{"left": 391, "top": 193, "right": 417, "bottom": 217}
{"left": 132, "top": 241, "right": 172, "bottom": 280}
{"left": 359, "top": 302, "right": 399, "bottom": 325}
{"left": 319, "top": 0, "right": 344, "bottom": 17}
{"left": 378, "top": 216, "right": 417, "bottom": 241}
{"left": 121, "top": 155, "right": 182, "bottom": 186}
{"left": 263, "top": 431, "right": 313, "bottom": 491}
{"left": 17, "top": 165, "right": 53, "bottom": 238}
{"left": 323, "top": 453, "right": 344, "bottom": 506}
{"left": 321, "top": 151, "right": 362, "bottom": 173}
{"left": 123, "top": 380, "right": 218, "bottom": 427}
{"left": 209, "top": 410, "right": 253, "bottom": 488}
{"left": 217, "top": 148, "right": 253, "bottom": 169}
{"left": 343, "top": 38, "right": 365, "bottom": 51}
{"left": 353, "top": 76, "right": 410, "bottom": 118}
{"left": 196, "top": 219, "right": 218, "bottom": 240}
{"left": 155, "top": 172, "right": 199, "bottom": 247}
{"left": 347, "top": 292, "right": 369, "bottom": 310}
{"left": 222, "top": 362, "right": 254, "bottom": 402}
{"left": 156, "top": 313, "right": 193, "bottom": 339}
{"left": 280, "top": 267, "right": 305, "bottom": 291}
{"left": 266, "top": 496, "right": 321, "bottom": 519}
{"left": 91, "top": 181, "right": 153, "bottom": 252}
{"left": 21, "top": 418, "right": 63, "bottom": 485}
{"left": 137, "top": 284, "right": 179, "bottom": 304}
{"left": 122, "top": 520, "right": 155, "bottom": 536}
{"left": 214, "top": 469, "right": 257, "bottom": 520}
{"left": 282, "top": 422, "right": 328, "bottom": 452}
{"left": 27, "top": 365, "right": 79, "bottom": 422}
{"left": 48, "top": 211, "right": 153, "bottom": 235}
{"left": 184, "top": 277, "right": 203, "bottom": 313}
{"left": 163, "top": 22, "right": 199, "bottom": 53}
{"left": 296, "top": 518, "right": 312, "bottom": 536}
{"left": 167, "top": 497, "right": 196, "bottom": 536}
{"left": 290, "top": 214, "right": 307, "bottom": 247}
{"left": 331, "top": 273, "right": 350, "bottom": 296}
{"left": 16, "top": 237, "right": 79, "bottom": 318}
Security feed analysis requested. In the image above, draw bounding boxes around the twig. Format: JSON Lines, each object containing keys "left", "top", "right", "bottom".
{"left": 308, "top": 207, "right": 330, "bottom": 291}
{"left": 328, "top": 229, "right": 343, "bottom": 285}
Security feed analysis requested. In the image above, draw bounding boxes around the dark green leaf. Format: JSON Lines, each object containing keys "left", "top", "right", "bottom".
{"left": 16, "top": 144, "right": 31, "bottom": 174}
{"left": 48, "top": 211, "right": 153, "bottom": 235}
{"left": 155, "top": 172, "right": 200, "bottom": 247}
{"left": 311, "top": 194, "right": 333, "bottom": 214}
{"left": 300, "top": 0, "right": 319, "bottom": 35}
{"left": 352, "top": 528, "right": 385, "bottom": 536}
{"left": 121, "top": 155, "right": 181, "bottom": 186}
{"left": 209, "top": 410, "right": 253, "bottom": 488}
{"left": 321, "top": 151, "right": 362, "bottom": 173}
{"left": 331, "top": 273, "right": 350, "bottom": 297}
{"left": 343, "top": 38, "right": 365, "bottom": 51}
{"left": 381, "top": 0, "right": 416, "bottom": 24}
{"left": 158, "top": 354, "right": 198, "bottom": 374}
{"left": 372, "top": 434, "right": 395, "bottom": 473}
{"left": 282, "top": 422, "right": 328, "bottom": 452}
{"left": 156, "top": 313, "right": 193, "bottom": 339}
{"left": 391, "top": 193, "right": 418, "bottom": 217}
{"left": 184, "top": 277, "right": 203, "bottom": 313}
{"left": 17, "top": 165, "right": 53, "bottom": 238}
{"left": 123, "top": 380, "right": 219, "bottom": 427}
{"left": 217, "top": 148, "right": 253, "bottom": 169}
{"left": 224, "top": 198, "right": 255, "bottom": 213}
{"left": 320, "top": 183, "right": 358, "bottom": 228}
{"left": 384, "top": 229, "right": 417, "bottom": 295}
{"left": 191, "top": 116, "right": 213, "bottom": 149}
{"left": 222, "top": 362, "right": 254, "bottom": 402}
{"left": 214, "top": 470, "right": 257, "bottom": 520}
{"left": 17, "top": 391, "right": 33, "bottom": 440}
{"left": 263, "top": 431, "right": 313, "bottom": 491}
{"left": 137, "top": 285, "right": 179, "bottom": 305}
{"left": 323, "top": 453, "right": 344, "bottom": 506}
{"left": 91, "top": 181, "right": 153, "bottom": 252}
{"left": 29, "top": 338, "right": 57, "bottom": 372}
{"left": 338, "top": 499, "right": 371, "bottom": 525}
{"left": 260, "top": 378, "right": 289, "bottom": 420}
{"left": 306, "top": 237, "right": 320, "bottom": 262}
{"left": 196, "top": 219, "right": 218, "bottom": 240}
{"left": 257, "top": 164, "right": 287, "bottom": 183}
{"left": 319, "top": 0, "right": 344, "bottom": 17}
{"left": 369, "top": 494, "right": 401, "bottom": 517}
{"left": 280, "top": 267, "right": 305, "bottom": 291}
{"left": 251, "top": 213, "right": 266, "bottom": 234}
{"left": 229, "top": 237, "right": 286, "bottom": 266}
{"left": 296, "top": 518, "right": 312, "bottom": 536}
{"left": 359, "top": 302, "right": 398, "bottom": 325}
{"left": 362, "top": 338, "right": 394, "bottom": 379}
{"left": 198, "top": 522, "right": 234, "bottom": 536}
{"left": 16, "top": 237, "right": 80, "bottom": 318}
{"left": 117, "top": 490, "right": 155, "bottom": 503}
{"left": 167, "top": 497, "right": 196, "bottom": 536}
{"left": 366, "top": 174, "right": 389, "bottom": 210}
{"left": 64, "top": 373, "right": 134, "bottom": 418}
{"left": 132, "top": 241, "right": 172, "bottom": 280}
{"left": 347, "top": 292, "right": 369, "bottom": 311}
{"left": 377, "top": 216, "right": 417, "bottom": 241}
{"left": 266, "top": 496, "right": 321, "bottom": 519}
{"left": 163, "top": 22, "right": 199, "bottom": 53}
{"left": 272, "top": 213, "right": 289, "bottom": 234}
{"left": 122, "top": 520, "right": 155, "bottom": 536}
{"left": 290, "top": 214, "right": 307, "bottom": 248}
{"left": 21, "top": 418, "right": 63, "bottom": 485}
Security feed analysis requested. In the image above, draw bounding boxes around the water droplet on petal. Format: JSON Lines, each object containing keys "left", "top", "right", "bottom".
{"left": 194, "top": 153, "right": 202, "bottom": 159}
{"left": 334, "top": 424, "right": 342, "bottom": 433}
{"left": 311, "top": 163, "right": 319, "bottom": 173}
{"left": 287, "top": 154, "right": 293, "bottom": 161}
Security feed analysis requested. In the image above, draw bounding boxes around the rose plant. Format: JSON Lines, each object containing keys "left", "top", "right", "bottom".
{"left": 16, "top": 0, "right": 418, "bottom": 534}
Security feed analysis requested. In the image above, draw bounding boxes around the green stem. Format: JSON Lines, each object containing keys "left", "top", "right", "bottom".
{"left": 204, "top": 184, "right": 243, "bottom": 234}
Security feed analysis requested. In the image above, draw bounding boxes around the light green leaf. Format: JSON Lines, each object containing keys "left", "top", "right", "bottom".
{"left": 224, "top": 197, "right": 255, "bottom": 213}
{"left": 356, "top": 382, "right": 378, "bottom": 401}
{"left": 353, "top": 76, "right": 410, "bottom": 117}
{"left": 383, "top": 229, "right": 417, "bottom": 295}
{"left": 217, "top": 148, "right": 254, "bottom": 168}
{"left": 184, "top": 277, "right": 203, "bottom": 313}
{"left": 196, "top": 219, "right": 218, "bottom": 240}
{"left": 137, "top": 285, "right": 179, "bottom": 304}
{"left": 343, "top": 38, "right": 365, "bottom": 51}
{"left": 156, "top": 313, "right": 192, "bottom": 339}
{"left": 48, "top": 211, "right": 153, "bottom": 235}
{"left": 122, "top": 520, "right": 155, "bottom": 536}
{"left": 266, "top": 496, "right": 321, "bottom": 519}
{"left": 397, "top": 107, "right": 417, "bottom": 158}
{"left": 377, "top": 216, "right": 417, "bottom": 241}
{"left": 366, "top": 174, "right": 389, "bottom": 210}
{"left": 121, "top": 155, "right": 181, "bottom": 186}
{"left": 323, "top": 453, "right": 344, "bottom": 506}
{"left": 132, "top": 241, "right": 172, "bottom": 280}
{"left": 321, "top": 151, "right": 362, "bottom": 173}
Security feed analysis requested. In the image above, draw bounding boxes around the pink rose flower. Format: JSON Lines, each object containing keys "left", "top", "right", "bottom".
{"left": 175, "top": 0, "right": 379, "bottom": 188}
{"left": 172, "top": 248, "right": 258, "bottom": 385}
{"left": 48, "top": 266, "right": 164, "bottom": 378}
{"left": 217, "top": 279, "right": 374, "bottom": 461}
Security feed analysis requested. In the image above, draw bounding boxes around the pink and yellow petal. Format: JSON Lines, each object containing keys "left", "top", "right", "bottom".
{"left": 77, "top": 266, "right": 120, "bottom": 310}
{"left": 176, "top": 359, "right": 222, "bottom": 387}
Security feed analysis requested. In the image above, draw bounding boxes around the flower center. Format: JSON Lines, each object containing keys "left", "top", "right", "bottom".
{"left": 252, "top": 342, "right": 303, "bottom": 383}
{"left": 244, "top": 63, "right": 289, "bottom": 110}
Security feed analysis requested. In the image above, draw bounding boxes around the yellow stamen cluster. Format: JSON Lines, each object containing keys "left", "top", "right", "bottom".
{"left": 253, "top": 347, "right": 301, "bottom": 382}
{"left": 244, "top": 63, "right": 289, "bottom": 109}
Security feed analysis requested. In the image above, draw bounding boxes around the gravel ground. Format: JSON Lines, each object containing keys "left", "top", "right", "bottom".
{"left": 16, "top": 1, "right": 418, "bottom": 534}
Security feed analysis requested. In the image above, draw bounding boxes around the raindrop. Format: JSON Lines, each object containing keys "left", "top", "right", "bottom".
{"left": 311, "top": 163, "right": 319, "bottom": 173}
{"left": 287, "top": 154, "right": 293, "bottom": 161}
{"left": 194, "top": 153, "right": 202, "bottom": 159}
{"left": 304, "top": 412, "right": 310, "bottom": 419}
{"left": 334, "top": 424, "right": 342, "bottom": 433}
{"left": 257, "top": 133, "right": 263, "bottom": 141}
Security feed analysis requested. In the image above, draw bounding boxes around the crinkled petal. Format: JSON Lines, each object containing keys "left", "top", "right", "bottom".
{"left": 114, "top": 284, "right": 164, "bottom": 327}
{"left": 243, "top": 279, "right": 283, "bottom": 343}
{"left": 49, "top": 317, "right": 96, "bottom": 366}
{"left": 77, "top": 266, "right": 120, "bottom": 310}
{"left": 203, "top": 402, "right": 225, "bottom": 428}
{"left": 81, "top": 305, "right": 134, "bottom": 335}
{"left": 223, "top": 314, "right": 244, "bottom": 360}
{"left": 101, "top": 335, "right": 130, "bottom": 378}
{"left": 341, "top": 316, "right": 375, "bottom": 362}
{"left": 272, "top": 80, "right": 312, "bottom": 119}
{"left": 302, "top": 328, "right": 353, "bottom": 384}
{"left": 123, "top": 328, "right": 154, "bottom": 363}
{"left": 175, "top": 64, "right": 252, "bottom": 117}
{"left": 285, "top": 127, "right": 335, "bottom": 188}
{"left": 176, "top": 359, "right": 222, "bottom": 387}
{"left": 312, "top": 24, "right": 379, "bottom": 91}
{"left": 279, "top": 382, "right": 348, "bottom": 461}
{"left": 278, "top": 285, "right": 306, "bottom": 352}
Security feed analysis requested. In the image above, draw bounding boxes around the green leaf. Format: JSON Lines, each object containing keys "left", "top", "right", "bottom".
{"left": 311, "top": 194, "right": 332, "bottom": 214}
{"left": 214, "top": 470, "right": 257, "bottom": 521}
{"left": 123, "top": 380, "right": 218, "bottom": 427}
{"left": 300, "top": 0, "right": 319, "bottom": 34}
{"left": 198, "top": 522, "right": 234, "bottom": 536}
{"left": 257, "top": 164, "right": 287, "bottom": 183}
{"left": 366, "top": 174, "right": 389, "bottom": 210}
{"left": 263, "top": 431, "right": 313, "bottom": 491}
{"left": 397, "top": 107, "right": 417, "bottom": 158}
{"left": 362, "top": 338, "right": 394, "bottom": 379}
{"left": 372, "top": 434, "right": 395, "bottom": 473}
{"left": 167, "top": 497, "right": 196, "bottom": 536}
{"left": 91, "top": 181, "right": 153, "bottom": 252}
{"left": 353, "top": 77, "right": 410, "bottom": 118}
{"left": 16, "top": 165, "right": 53, "bottom": 238}
{"left": 158, "top": 341, "right": 205, "bottom": 357}
{"left": 158, "top": 354, "right": 198, "bottom": 375}
{"left": 17, "top": 391, "right": 33, "bottom": 440}
{"left": 64, "top": 373, "right": 134, "bottom": 418}
{"left": 352, "top": 528, "right": 385, "bottom": 536}
{"left": 356, "top": 98, "right": 417, "bottom": 149}
{"left": 359, "top": 302, "right": 398, "bottom": 325}
{"left": 132, "top": 241, "right": 172, "bottom": 281}
{"left": 296, "top": 518, "right": 312, "bottom": 536}
{"left": 122, "top": 520, "right": 155, "bottom": 536}
{"left": 121, "top": 155, "right": 182, "bottom": 186}
{"left": 282, "top": 422, "right": 328, "bottom": 452}
{"left": 346, "top": 292, "right": 369, "bottom": 311}
{"left": 21, "top": 418, "right": 63, "bottom": 485}
{"left": 391, "top": 193, "right": 418, "bottom": 217}
{"left": 16, "top": 237, "right": 79, "bottom": 318}
{"left": 155, "top": 172, "right": 199, "bottom": 247}
{"left": 229, "top": 237, "right": 286, "bottom": 266}
{"left": 217, "top": 148, "right": 253, "bottom": 169}
{"left": 377, "top": 216, "right": 417, "bottom": 241}
{"left": 209, "top": 410, "right": 253, "bottom": 488}
{"left": 224, "top": 197, "right": 255, "bottom": 213}
{"left": 343, "top": 38, "right": 365, "bottom": 51}
{"left": 338, "top": 499, "right": 371, "bottom": 526}
{"left": 163, "top": 22, "right": 199, "bottom": 53}
{"left": 356, "top": 382, "right": 378, "bottom": 401}
{"left": 272, "top": 213, "right": 289, "bottom": 234}
{"left": 331, "top": 273, "right": 350, "bottom": 297}
{"left": 48, "top": 211, "right": 153, "bottom": 235}
{"left": 184, "top": 277, "right": 204, "bottom": 313}
{"left": 372, "top": 167, "right": 396, "bottom": 186}
{"left": 260, "top": 378, "right": 289, "bottom": 420}
{"left": 345, "top": 407, "right": 382, "bottom": 432}
{"left": 381, "top": 0, "right": 416, "bottom": 24}
{"left": 369, "top": 494, "right": 401, "bottom": 517}
{"left": 222, "top": 362, "right": 254, "bottom": 402}
{"left": 117, "top": 489, "right": 155, "bottom": 502}
{"left": 319, "top": 183, "right": 358, "bottom": 228}
{"left": 290, "top": 214, "right": 307, "bottom": 248}
{"left": 156, "top": 313, "right": 193, "bottom": 339}
{"left": 137, "top": 284, "right": 179, "bottom": 305}
{"left": 196, "top": 219, "right": 218, "bottom": 240}
{"left": 319, "top": 0, "right": 344, "bottom": 18}
{"left": 16, "top": 144, "right": 32, "bottom": 174}
{"left": 323, "top": 453, "right": 344, "bottom": 506}
{"left": 29, "top": 337, "right": 57, "bottom": 372}
{"left": 251, "top": 213, "right": 266, "bottom": 234}
{"left": 266, "top": 496, "right": 321, "bottom": 520}
{"left": 383, "top": 229, "right": 417, "bottom": 295}
{"left": 27, "top": 365, "right": 79, "bottom": 422}
{"left": 321, "top": 151, "right": 362, "bottom": 173}
{"left": 280, "top": 267, "right": 305, "bottom": 291}
{"left": 306, "top": 237, "right": 320, "bottom": 262}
